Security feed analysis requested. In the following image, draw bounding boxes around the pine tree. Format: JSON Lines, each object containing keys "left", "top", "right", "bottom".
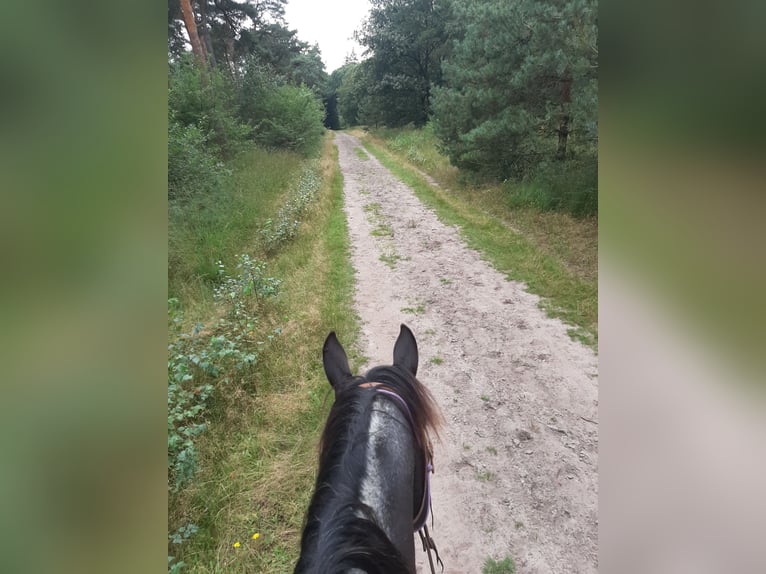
{"left": 433, "top": 0, "right": 597, "bottom": 179}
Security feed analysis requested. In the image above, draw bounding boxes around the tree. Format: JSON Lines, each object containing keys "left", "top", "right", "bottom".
{"left": 432, "top": 0, "right": 597, "bottom": 178}
{"left": 179, "top": 0, "right": 208, "bottom": 67}
{"left": 358, "top": 0, "right": 448, "bottom": 126}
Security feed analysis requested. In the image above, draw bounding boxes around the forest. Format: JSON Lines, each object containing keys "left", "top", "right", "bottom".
{"left": 169, "top": 0, "right": 597, "bottom": 216}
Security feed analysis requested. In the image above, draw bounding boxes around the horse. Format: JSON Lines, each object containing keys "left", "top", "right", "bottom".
{"left": 294, "top": 324, "right": 442, "bottom": 574}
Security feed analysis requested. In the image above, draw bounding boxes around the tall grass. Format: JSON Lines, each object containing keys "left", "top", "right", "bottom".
{"left": 168, "top": 135, "right": 361, "bottom": 573}
{"left": 168, "top": 147, "right": 304, "bottom": 322}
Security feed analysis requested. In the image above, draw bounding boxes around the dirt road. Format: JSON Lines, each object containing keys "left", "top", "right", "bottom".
{"left": 334, "top": 132, "right": 598, "bottom": 573}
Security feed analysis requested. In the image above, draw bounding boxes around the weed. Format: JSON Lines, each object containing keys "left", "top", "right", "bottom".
{"left": 379, "top": 251, "right": 401, "bottom": 269}
{"left": 430, "top": 356, "right": 444, "bottom": 365}
{"left": 354, "top": 147, "right": 370, "bottom": 160}
{"left": 514, "top": 521, "right": 524, "bottom": 530}
{"left": 482, "top": 556, "right": 516, "bottom": 574}
{"left": 477, "top": 470, "right": 496, "bottom": 482}
{"left": 480, "top": 395, "right": 490, "bottom": 402}
{"left": 371, "top": 224, "right": 393, "bottom": 237}
{"left": 261, "top": 162, "right": 322, "bottom": 253}
{"left": 401, "top": 304, "right": 426, "bottom": 315}
{"left": 439, "top": 277, "right": 451, "bottom": 285}
{"left": 486, "top": 446, "right": 498, "bottom": 455}
{"left": 363, "top": 202, "right": 393, "bottom": 238}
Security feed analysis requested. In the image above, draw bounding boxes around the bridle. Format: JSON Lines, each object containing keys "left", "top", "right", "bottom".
{"left": 360, "top": 383, "right": 444, "bottom": 573}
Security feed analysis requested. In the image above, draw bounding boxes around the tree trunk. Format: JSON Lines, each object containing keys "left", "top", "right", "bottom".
{"left": 556, "top": 70, "right": 572, "bottom": 160}
{"left": 179, "top": 0, "right": 207, "bottom": 67}
{"left": 198, "top": 0, "right": 217, "bottom": 68}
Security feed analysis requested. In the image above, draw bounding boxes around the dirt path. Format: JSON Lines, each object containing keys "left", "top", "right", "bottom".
{"left": 334, "top": 132, "right": 598, "bottom": 573}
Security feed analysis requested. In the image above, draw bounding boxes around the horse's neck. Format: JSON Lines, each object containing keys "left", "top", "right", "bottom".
{"left": 298, "top": 395, "right": 418, "bottom": 573}
{"left": 356, "top": 396, "right": 418, "bottom": 569}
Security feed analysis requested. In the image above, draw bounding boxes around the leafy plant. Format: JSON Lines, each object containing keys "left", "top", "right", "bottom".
{"left": 250, "top": 84, "right": 325, "bottom": 155}
{"left": 482, "top": 556, "right": 516, "bottom": 574}
{"left": 168, "top": 257, "right": 281, "bottom": 490}
{"left": 261, "top": 163, "right": 322, "bottom": 252}
{"left": 168, "top": 118, "right": 230, "bottom": 200}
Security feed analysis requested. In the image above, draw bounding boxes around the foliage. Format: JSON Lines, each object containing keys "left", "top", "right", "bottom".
{"left": 432, "top": 0, "right": 597, "bottom": 180}
{"left": 358, "top": 0, "right": 449, "bottom": 126}
{"left": 169, "top": 0, "right": 288, "bottom": 67}
{"left": 482, "top": 556, "right": 516, "bottom": 574}
{"left": 167, "top": 255, "right": 281, "bottom": 571}
{"left": 167, "top": 257, "right": 280, "bottom": 489}
{"left": 167, "top": 118, "right": 229, "bottom": 200}
{"left": 507, "top": 157, "right": 598, "bottom": 216}
{"left": 168, "top": 56, "right": 251, "bottom": 159}
{"left": 261, "top": 161, "right": 322, "bottom": 251}
{"left": 167, "top": 137, "right": 361, "bottom": 574}
{"left": 334, "top": 62, "right": 370, "bottom": 127}
{"left": 251, "top": 84, "right": 326, "bottom": 154}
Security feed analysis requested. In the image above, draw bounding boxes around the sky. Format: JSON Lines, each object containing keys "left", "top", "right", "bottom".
{"left": 283, "top": 0, "right": 371, "bottom": 73}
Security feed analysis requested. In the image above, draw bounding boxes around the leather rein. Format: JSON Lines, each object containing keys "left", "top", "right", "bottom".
{"left": 360, "top": 383, "right": 444, "bottom": 573}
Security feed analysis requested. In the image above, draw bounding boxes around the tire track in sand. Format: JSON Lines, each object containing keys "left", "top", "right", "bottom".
{"left": 335, "top": 132, "right": 598, "bottom": 573}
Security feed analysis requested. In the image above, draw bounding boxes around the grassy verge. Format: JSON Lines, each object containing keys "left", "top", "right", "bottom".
{"left": 169, "top": 134, "right": 361, "bottom": 573}
{"left": 169, "top": 147, "right": 305, "bottom": 325}
{"left": 355, "top": 129, "right": 597, "bottom": 347}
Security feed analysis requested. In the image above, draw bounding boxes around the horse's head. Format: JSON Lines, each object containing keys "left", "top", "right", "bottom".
{"left": 295, "top": 325, "right": 441, "bottom": 574}
{"left": 323, "top": 323, "right": 419, "bottom": 394}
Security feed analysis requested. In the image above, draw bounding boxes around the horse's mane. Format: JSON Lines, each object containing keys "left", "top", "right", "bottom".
{"left": 295, "top": 365, "right": 442, "bottom": 574}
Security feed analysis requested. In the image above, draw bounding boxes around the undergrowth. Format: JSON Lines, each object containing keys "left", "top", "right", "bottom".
{"left": 168, "top": 134, "right": 360, "bottom": 574}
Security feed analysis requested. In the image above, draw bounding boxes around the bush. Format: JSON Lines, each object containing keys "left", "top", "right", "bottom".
{"left": 167, "top": 118, "right": 228, "bottom": 200}
{"left": 168, "top": 56, "right": 251, "bottom": 159}
{"left": 505, "top": 157, "right": 598, "bottom": 217}
{"left": 260, "top": 161, "right": 321, "bottom": 252}
{"left": 252, "top": 84, "right": 325, "bottom": 155}
{"left": 167, "top": 257, "right": 282, "bottom": 490}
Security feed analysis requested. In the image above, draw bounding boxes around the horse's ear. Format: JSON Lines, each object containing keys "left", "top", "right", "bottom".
{"left": 393, "top": 324, "right": 418, "bottom": 376}
{"left": 323, "top": 332, "right": 353, "bottom": 392}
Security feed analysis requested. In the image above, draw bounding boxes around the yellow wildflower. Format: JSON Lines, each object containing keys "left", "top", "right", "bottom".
{"left": 252, "top": 533, "right": 260, "bottom": 540}
{"left": 233, "top": 541, "right": 241, "bottom": 549}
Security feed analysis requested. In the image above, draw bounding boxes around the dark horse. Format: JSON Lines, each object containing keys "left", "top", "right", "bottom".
{"left": 294, "top": 325, "right": 441, "bottom": 574}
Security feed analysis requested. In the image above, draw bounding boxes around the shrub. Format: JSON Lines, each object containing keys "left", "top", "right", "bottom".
{"left": 260, "top": 161, "right": 321, "bottom": 252}
{"left": 505, "top": 157, "right": 597, "bottom": 217}
{"left": 167, "top": 118, "right": 228, "bottom": 200}
{"left": 167, "top": 257, "right": 281, "bottom": 490}
{"left": 252, "top": 84, "right": 326, "bottom": 155}
{"left": 168, "top": 56, "right": 251, "bottom": 159}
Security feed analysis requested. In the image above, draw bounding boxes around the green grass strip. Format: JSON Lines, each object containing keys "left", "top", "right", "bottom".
{"left": 362, "top": 139, "right": 597, "bottom": 348}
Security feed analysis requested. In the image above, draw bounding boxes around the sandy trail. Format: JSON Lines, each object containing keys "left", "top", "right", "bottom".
{"left": 334, "top": 132, "right": 598, "bottom": 573}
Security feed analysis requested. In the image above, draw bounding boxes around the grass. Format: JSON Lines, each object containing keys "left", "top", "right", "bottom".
{"left": 354, "top": 146, "right": 370, "bottom": 160}
{"left": 363, "top": 201, "right": 394, "bottom": 238}
{"left": 356, "top": 127, "right": 597, "bottom": 347}
{"left": 169, "top": 133, "right": 361, "bottom": 574}
{"left": 379, "top": 251, "right": 401, "bottom": 269}
{"left": 401, "top": 304, "right": 426, "bottom": 315}
{"left": 168, "top": 147, "right": 305, "bottom": 326}
{"left": 476, "top": 470, "right": 496, "bottom": 482}
{"left": 483, "top": 556, "right": 516, "bottom": 574}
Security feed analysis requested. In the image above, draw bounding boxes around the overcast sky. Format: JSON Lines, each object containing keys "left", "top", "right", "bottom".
{"left": 283, "top": 0, "right": 371, "bottom": 73}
